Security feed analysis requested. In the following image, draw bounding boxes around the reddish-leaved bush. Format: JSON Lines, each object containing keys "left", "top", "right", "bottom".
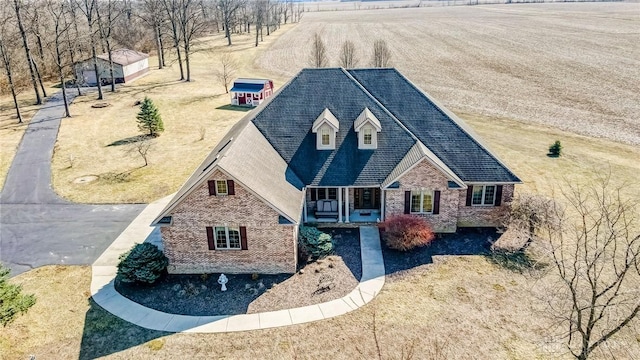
{"left": 380, "top": 215, "right": 435, "bottom": 251}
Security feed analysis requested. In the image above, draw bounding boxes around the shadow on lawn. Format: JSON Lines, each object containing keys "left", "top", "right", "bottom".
{"left": 215, "top": 104, "right": 253, "bottom": 112}
{"left": 79, "top": 299, "right": 168, "bottom": 360}
{"left": 382, "top": 228, "right": 499, "bottom": 277}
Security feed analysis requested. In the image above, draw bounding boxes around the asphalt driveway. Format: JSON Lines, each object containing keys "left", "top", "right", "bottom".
{"left": 0, "top": 91, "right": 144, "bottom": 276}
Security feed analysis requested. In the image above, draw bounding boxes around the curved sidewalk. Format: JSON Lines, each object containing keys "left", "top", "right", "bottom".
{"left": 91, "top": 196, "right": 385, "bottom": 333}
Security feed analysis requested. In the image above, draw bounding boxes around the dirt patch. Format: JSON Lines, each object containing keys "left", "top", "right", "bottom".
{"left": 73, "top": 175, "right": 98, "bottom": 184}
{"left": 115, "top": 228, "right": 361, "bottom": 315}
{"left": 91, "top": 102, "right": 110, "bottom": 108}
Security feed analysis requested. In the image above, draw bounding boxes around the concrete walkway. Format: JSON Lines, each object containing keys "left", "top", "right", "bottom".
{"left": 0, "top": 90, "right": 144, "bottom": 276}
{"left": 91, "top": 198, "right": 385, "bottom": 333}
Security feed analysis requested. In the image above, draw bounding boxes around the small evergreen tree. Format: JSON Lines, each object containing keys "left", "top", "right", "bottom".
{"left": 117, "top": 243, "right": 168, "bottom": 284}
{"left": 548, "top": 140, "right": 563, "bottom": 157}
{"left": 0, "top": 263, "right": 36, "bottom": 326}
{"left": 136, "top": 97, "right": 164, "bottom": 137}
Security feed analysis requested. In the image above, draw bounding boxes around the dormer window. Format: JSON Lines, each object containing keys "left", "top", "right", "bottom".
{"left": 355, "top": 108, "right": 381, "bottom": 149}
{"left": 321, "top": 127, "right": 331, "bottom": 146}
{"left": 312, "top": 108, "right": 339, "bottom": 150}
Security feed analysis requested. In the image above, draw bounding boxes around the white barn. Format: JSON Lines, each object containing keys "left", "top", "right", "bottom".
{"left": 75, "top": 49, "right": 149, "bottom": 86}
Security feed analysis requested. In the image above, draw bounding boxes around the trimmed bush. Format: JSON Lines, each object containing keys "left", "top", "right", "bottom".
{"left": 117, "top": 243, "right": 168, "bottom": 284}
{"left": 548, "top": 140, "right": 562, "bottom": 157}
{"left": 0, "top": 263, "right": 36, "bottom": 326}
{"left": 380, "top": 215, "right": 435, "bottom": 251}
{"left": 299, "top": 226, "right": 334, "bottom": 260}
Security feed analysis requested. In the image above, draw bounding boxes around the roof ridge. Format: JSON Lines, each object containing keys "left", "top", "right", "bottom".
{"left": 341, "top": 68, "right": 421, "bottom": 144}
{"left": 389, "top": 69, "right": 521, "bottom": 183}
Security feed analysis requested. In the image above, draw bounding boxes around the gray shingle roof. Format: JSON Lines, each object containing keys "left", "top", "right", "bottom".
{"left": 348, "top": 68, "right": 521, "bottom": 183}
{"left": 251, "top": 68, "right": 417, "bottom": 186}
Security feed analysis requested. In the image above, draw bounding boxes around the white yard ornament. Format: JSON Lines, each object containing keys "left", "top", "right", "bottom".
{"left": 217, "top": 274, "right": 228, "bottom": 292}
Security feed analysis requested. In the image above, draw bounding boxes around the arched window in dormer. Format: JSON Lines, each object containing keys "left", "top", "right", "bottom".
{"left": 312, "top": 108, "right": 339, "bottom": 150}
{"left": 355, "top": 108, "right": 381, "bottom": 150}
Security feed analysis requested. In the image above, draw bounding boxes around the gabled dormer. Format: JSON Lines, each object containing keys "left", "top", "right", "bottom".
{"left": 312, "top": 108, "right": 339, "bottom": 150}
{"left": 354, "top": 108, "right": 382, "bottom": 149}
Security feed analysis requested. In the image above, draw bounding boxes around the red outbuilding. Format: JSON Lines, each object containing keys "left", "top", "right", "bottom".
{"left": 230, "top": 78, "right": 274, "bottom": 107}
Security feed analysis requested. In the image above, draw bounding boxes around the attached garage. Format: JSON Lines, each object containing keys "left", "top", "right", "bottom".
{"left": 75, "top": 49, "right": 149, "bottom": 86}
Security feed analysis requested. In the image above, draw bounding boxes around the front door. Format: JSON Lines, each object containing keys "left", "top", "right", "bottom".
{"left": 354, "top": 188, "right": 380, "bottom": 209}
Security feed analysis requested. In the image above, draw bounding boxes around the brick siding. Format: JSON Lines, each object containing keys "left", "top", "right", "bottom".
{"left": 162, "top": 169, "right": 298, "bottom": 274}
{"left": 385, "top": 160, "right": 459, "bottom": 233}
{"left": 457, "top": 184, "right": 514, "bottom": 227}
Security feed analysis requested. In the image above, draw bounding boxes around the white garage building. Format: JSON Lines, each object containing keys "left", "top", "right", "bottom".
{"left": 76, "top": 49, "right": 149, "bottom": 86}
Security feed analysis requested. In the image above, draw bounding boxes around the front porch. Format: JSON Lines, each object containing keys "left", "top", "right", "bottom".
{"left": 303, "top": 187, "right": 383, "bottom": 224}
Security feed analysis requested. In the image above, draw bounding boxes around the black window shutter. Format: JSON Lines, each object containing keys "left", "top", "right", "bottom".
{"left": 227, "top": 180, "right": 235, "bottom": 195}
{"left": 465, "top": 187, "right": 473, "bottom": 206}
{"left": 404, "top": 191, "right": 411, "bottom": 214}
{"left": 310, "top": 189, "right": 317, "bottom": 201}
{"left": 206, "top": 227, "right": 215, "bottom": 250}
{"left": 495, "top": 185, "right": 503, "bottom": 206}
{"left": 240, "top": 226, "right": 248, "bottom": 250}
{"left": 433, "top": 190, "right": 440, "bottom": 214}
{"left": 208, "top": 180, "right": 216, "bottom": 196}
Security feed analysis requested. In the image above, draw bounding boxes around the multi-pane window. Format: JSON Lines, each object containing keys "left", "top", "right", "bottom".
{"left": 472, "top": 185, "right": 496, "bottom": 206}
{"left": 312, "top": 188, "right": 338, "bottom": 200}
{"left": 216, "top": 180, "right": 228, "bottom": 195}
{"left": 363, "top": 128, "right": 372, "bottom": 145}
{"left": 215, "top": 226, "right": 241, "bottom": 249}
{"left": 410, "top": 190, "right": 433, "bottom": 213}
{"left": 321, "top": 128, "right": 330, "bottom": 146}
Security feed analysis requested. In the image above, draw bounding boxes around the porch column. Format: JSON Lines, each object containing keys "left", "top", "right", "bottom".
{"left": 380, "top": 188, "right": 385, "bottom": 222}
{"left": 303, "top": 192, "right": 308, "bottom": 223}
{"left": 345, "top": 187, "right": 350, "bottom": 223}
{"left": 338, "top": 187, "right": 343, "bottom": 223}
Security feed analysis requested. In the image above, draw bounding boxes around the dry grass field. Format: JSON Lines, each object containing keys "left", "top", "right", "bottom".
{"left": 258, "top": 2, "right": 640, "bottom": 145}
{"left": 2, "top": 260, "right": 637, "bottom": 359}
{"left": 48, "top": 27, "right": 292, "bottom": 203}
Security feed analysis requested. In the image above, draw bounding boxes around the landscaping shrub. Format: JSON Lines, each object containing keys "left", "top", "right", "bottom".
{"left": 298, "top": 226, "right": 334, "bottom": 260}
{"left": 117, "top": 243, "right": 168, "bottom": 284}
{"left": 380, "top": 215, "right": 435, "bottom": 251}
{"left": 548, "top": 140, "right": 562, "bottom": 157}
{"left": 0, "top": 263, "right": 36, "bottom": 326}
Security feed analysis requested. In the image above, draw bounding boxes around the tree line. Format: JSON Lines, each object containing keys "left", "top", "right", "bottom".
{"left": 0, "top": 0, "right": 304, "bottom": 122}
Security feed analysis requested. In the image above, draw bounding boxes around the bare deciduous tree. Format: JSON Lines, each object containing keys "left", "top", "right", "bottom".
{"left": 96, "top": 0, "right": 123, "bottom": 92}
{"left": 308, "top": 32, "right": 327, "bottom": 68}
{"left": 540, "top": 177, "right": 640, "bottom": 360}
{"left": 177, "top": 0, "right": 207, "bottom": 81}
{"left": 127, "top": 138, "right": 153, "bottom": 166}
{"left": 0, "top": 5, "right": 24, "bottom": 122}
{"left": 46, "top": 0, "right": 72, "bottom": 118}
{"left": 372, "top": 39, "right": 391, "bottom": 68}
{"left": 75, "top": 0, "right": 104, "bottom": 100}
{"left": 161, "top": 0, "right": 185, "bottom": 80}
{"left": 217, "top": 0, "right": 245, "bottom": 46}
{"left": 215, "top": 51, "right": 237, "bottom": 93}
{"left": 13, "top": 0, "right": 43, "bottom": 104}
{"left": 339, "top": 40, "right": 357, "bottom": 69}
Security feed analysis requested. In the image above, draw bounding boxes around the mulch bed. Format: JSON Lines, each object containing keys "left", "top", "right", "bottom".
{"left": 115, "top": 228, "right": 361, "bottom": 316}
{"left": 382, "top": 228, "right": 498, "bottom": 280}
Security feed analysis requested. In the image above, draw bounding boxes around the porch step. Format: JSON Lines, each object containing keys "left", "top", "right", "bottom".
{"left": 314, "top": 222, "right": 379, "bottom": 229}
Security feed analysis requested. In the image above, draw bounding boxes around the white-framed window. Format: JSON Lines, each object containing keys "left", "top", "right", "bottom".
{"left": 357, "top": 123, "right": 378, "bottom": 149}
{"left": 215, "top": 226, "right": 241, "bottom": 250}
{"left": 363, "top": 128, "right": 372, "bottom": 145}
{"left": 472, "top": 185, "right": 496, "bottom": 206}
{"left": 216, "top": 180, "right": 228, "bottom": 195}
{"left": 321, "top": 127, "right": 330, "bottom": 146}
{"left": 410, "top": 190, "right": 433, "bottom": 214}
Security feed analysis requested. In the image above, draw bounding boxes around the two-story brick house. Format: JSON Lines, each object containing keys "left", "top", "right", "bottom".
{"left": 152, "top": 68, "right": 521, "bottom": 274}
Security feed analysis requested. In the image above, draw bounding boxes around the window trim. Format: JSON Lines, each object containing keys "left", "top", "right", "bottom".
{"left": 471, "top": 185, "right": 496, "bottom": 206}
{"left": 215, "top": 180, "right": 228, "bottom": 195}
{"left": 410, "top": 189, "right": 433, "bottom": 214}
{"left": 214, "top": 225, "right": 242, "bottom": 250}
